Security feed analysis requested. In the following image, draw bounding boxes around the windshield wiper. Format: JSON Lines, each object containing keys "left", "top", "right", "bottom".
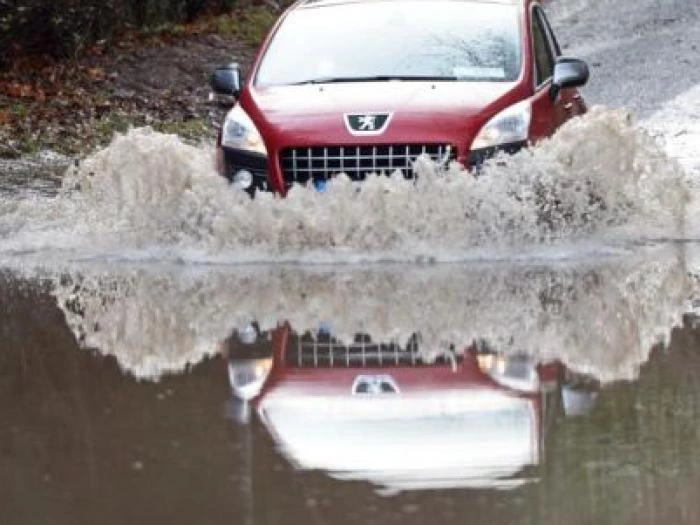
{"left": 286, "top": 75, "right": 458, "bottom": 85}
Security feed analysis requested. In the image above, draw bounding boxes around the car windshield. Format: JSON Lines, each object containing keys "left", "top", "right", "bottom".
{"left": 256, "top": 1, "right": 523, "bottom": 87}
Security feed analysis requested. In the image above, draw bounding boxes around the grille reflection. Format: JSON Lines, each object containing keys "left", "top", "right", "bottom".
{"left": 289, "top": 332, "right": 460, "bottom": 368}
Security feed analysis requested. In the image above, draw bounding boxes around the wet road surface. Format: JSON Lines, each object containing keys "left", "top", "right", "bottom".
{"left": 1, "top": 250, "right": 699, "bottom": 525}
{"left": 1, "top": 315, "right": 697, "bottom": 525}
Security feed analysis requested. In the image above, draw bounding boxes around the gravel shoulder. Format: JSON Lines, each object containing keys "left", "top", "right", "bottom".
{"left": 0, "top": 30, "right": 255, "bottom": 160}
{"left": 548, "top": 0, "right": 700, "bottom": 117}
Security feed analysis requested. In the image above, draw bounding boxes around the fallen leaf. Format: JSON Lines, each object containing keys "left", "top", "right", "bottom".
{"left": 0, "top": 110, "right": 10, "bottom": 125}
{"left": 3, "top": 82, "right": 34, "bottom": 98}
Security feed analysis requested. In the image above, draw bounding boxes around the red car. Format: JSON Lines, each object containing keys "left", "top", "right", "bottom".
{"left": 224, "top": 325, "right": 598, "bottom": 492}
{"left": 211, "top": 0, "right": 588, "bottom": 195}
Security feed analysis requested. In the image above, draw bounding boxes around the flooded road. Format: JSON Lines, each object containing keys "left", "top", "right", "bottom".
{"left": 2, "top": 0, "right": 700, "bottom": 523}
{"left": 1, "top": 251, "right": 699, "bottom": 525}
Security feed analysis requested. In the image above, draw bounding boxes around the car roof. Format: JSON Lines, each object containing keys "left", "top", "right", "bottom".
{"left": 295, "top": 0, "right": 527, "bottom": 9}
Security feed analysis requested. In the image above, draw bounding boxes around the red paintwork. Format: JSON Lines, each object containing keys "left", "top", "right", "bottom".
{"left": 249, "top": 324, "right": 556, "bottom": 462}
{"left": 228, "top": 0, "right": 586, "bottom": 194}
{"left": 254, "top": 324, "right": 558, "bottom": 404}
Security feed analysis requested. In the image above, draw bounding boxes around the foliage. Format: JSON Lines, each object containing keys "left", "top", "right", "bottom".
{"left": 0, "top": 0, "right": 274, "bottom": 69}
{"left": 0, "top": 0, "right": 291, "bottom": 157}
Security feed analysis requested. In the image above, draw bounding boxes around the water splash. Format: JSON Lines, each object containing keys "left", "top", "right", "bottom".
{"left": 644, "top": 84, "right": 700, "bottom": 240}
{"left": 0, "top": 108, "right": 690, "bottom": 264}
{"left": 14, "top": 246, "right": 690, "bottom": 382}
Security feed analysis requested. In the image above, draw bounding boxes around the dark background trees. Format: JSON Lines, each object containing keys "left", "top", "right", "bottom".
{"left": 0, "top": 0, "right": 257, "bottom": 69}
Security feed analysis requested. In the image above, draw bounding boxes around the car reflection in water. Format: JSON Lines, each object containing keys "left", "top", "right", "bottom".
{"left": 222, "top": 323, "right": 598, "bottom": 494}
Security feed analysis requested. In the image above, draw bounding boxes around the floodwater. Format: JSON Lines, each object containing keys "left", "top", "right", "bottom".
{"left": 1, "top": 253, "right": 699, "bottom": 525}
{"left": 1, "top": 122, "right": 700, "bottom": 524}
{"left": 2, "top": 1, "right": 700, "bottom": 524}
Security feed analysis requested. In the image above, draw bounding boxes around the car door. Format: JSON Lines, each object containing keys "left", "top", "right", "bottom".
{"left": 529, "top": 5, "right": 578, "bottom": 143}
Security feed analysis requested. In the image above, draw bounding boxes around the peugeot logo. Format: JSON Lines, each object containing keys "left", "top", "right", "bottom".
{"left": 345, "top": 112, "right": 393, "bottom": 136}
{"left": 352, "top": 375, "right": 400, "bottom": 395}
{"left": 358, "top": 115, "right": 378, "bottom": 131}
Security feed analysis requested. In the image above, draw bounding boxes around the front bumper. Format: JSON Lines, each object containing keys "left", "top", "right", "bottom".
{"left": 219, "top": 140, "right": 528, "bottom": 194}
{"left": 468, "top": 141, "right": 527, "bottom": 170}
{"left": 221, "top": 147, "right": 270, "bottom": 194}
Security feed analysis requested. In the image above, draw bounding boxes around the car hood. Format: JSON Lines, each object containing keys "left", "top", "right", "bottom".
{"left": 247, "top": 81, "right": 521, "bottom": 146}
{"left": 257, "top": 389, "right": 539, "bottom": 492}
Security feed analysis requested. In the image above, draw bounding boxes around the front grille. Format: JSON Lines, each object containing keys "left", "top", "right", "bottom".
{"left": 280, "top": 144, "right": 455, "bottom": 185}
{"left": 288, "top": 332, "right": 460, "bottom": 368}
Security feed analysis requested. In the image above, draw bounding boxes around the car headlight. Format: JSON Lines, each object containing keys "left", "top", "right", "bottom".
{"left": 237, "top": 323, "right": 258, "bottom": 345}
{"left": 222, "top": 104, "right": 267, "bottom": 155}
{"left": 477, "top": 353, "right": 539, "bottom": 392}
{"left": 228, "top": 357, "right": 273, "bottom": 401}
{"left": 471, "top": 100, "right": 532, "bottom": 150}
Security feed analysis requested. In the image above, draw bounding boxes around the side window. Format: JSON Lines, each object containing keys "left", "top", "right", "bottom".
{"left": 532, "top": 7, "right": 555, "bottom": 87}
{"left": 539, "top": 9, "right": 562, "bottom": 57}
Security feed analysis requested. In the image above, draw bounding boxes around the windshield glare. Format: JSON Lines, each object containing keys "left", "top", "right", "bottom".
{"left": 256, "top": 1, "right": 523, "bottom": 86}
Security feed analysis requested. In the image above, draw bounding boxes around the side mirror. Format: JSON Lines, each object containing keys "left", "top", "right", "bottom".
{"left": 550, "top": 57, "right": 589, "bottom": 101}
{"left": 211, "top": 63, "right": 242, "bottom": 98}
